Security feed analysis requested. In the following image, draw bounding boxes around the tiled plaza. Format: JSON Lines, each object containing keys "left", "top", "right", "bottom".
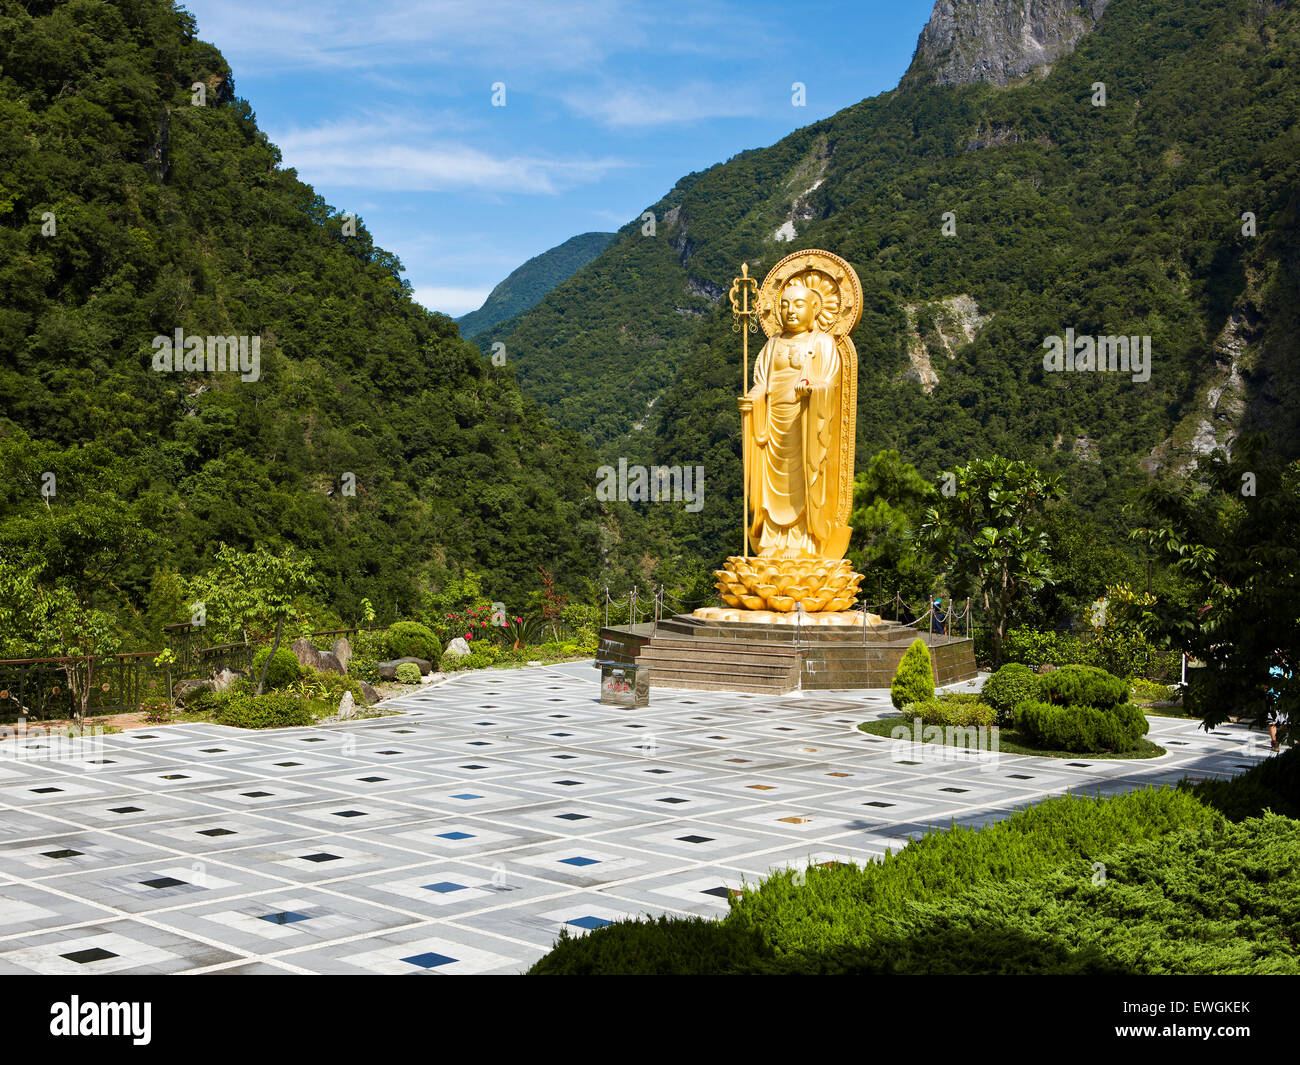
{"left": 0, "top": 662, "right": 1269, "bottom": 974}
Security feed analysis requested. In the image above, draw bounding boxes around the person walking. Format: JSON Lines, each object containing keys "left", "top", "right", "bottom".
{"left": 1268, "top": 652, "right": 1291, "bottom": 753}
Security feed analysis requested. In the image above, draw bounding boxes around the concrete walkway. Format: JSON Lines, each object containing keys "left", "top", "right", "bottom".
{"left": 0, "top": 663, "right": 1268, "bottom": 974}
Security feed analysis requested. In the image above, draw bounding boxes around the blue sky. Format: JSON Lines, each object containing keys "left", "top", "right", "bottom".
{"left": 181, "top": 0, "right": 937, "bottom": 316}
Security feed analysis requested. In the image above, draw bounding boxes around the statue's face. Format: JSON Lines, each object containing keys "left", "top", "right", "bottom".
{"left": 780, "top": 286, "right": 819, "bottom": 333}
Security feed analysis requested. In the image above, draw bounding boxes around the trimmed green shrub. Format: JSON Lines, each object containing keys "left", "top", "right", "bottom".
{"left": 982, "top": 663, "right": 1040, "bottom": 720}
{"left": 890, "top": 638, "right": 935, "bottom": 710}
{"left": 1189, "top": 745, "right": 1300, "bottom": 821}
{"left": 212, "top": 693, "right": 314, "bottom": 729}
{"left": 384, "top": 621, "right": 442, "bottom": 663}
{"left": 1038, "top": 665, "right": 1128, "bottom": 710}
{"left": 394, "top": 662, "right": 421, "bottom": 684}
{"left": 904, "top": 698, "right": 997, "bottom": 728}
{"left": 251, "top": 645, "right": 302, "bottom": 690}
{"left": 1016, "top": 699, "right": 1149, "bottom": 753}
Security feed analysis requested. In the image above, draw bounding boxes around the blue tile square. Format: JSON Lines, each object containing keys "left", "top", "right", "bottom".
{"left": 437, "top": 831, "right": 474, "bottom": 840}
{"left": 559, "top": 856, "right": 600, "bottom": 867}
{"left": 568, "top": 915, "right": 612, "bottom": 930}
{"left": 401, "top": 951, "right": 457, "bottom": 969}
{"left": 423, "top": 881, "right": 467, "bottom": 894}
{"left": 451, "top": 793, "right": 482, "bottom": 800}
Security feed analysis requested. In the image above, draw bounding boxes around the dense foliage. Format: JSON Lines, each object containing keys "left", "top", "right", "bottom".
{"left": 0, "top": 0, "right": 610, "bottom": 655}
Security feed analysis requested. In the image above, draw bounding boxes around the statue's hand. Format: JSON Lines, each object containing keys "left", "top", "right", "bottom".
{"left": 794, "top": 379, "right": 812, "bottom": 399}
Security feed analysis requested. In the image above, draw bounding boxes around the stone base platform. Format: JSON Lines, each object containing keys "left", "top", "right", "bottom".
{"left": 597, "top": 612, "right": 978, "bottom": 697}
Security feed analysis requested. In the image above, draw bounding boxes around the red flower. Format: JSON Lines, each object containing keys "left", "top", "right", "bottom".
{"left": 464, "top": 632, "right": 472, "bottom": 641}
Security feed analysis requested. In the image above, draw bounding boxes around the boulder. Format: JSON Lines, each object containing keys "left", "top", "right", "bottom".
{"left": 290, "top": 637, "right": 345, "bottom": 675}
{"left": 377, "top": 656, "right": 432, "bottom": 680}
{"left": 444, "top": 637, "right": 471, "bottom": 659}
{"left": 331, "top": 637, "right": 352, "bottom": 672}
{"left": 212, "top": 667, "right": 241, "bottom": 692}
{"left": 359, "top": 681, "right": 383, "bottom": 704}
{"left": 338, "top": 691, "right": 355, "bottom": 720}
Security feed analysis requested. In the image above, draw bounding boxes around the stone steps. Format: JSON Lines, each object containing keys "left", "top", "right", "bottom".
{"left": 634, "top": 632, "right": 800, "bottom": 694}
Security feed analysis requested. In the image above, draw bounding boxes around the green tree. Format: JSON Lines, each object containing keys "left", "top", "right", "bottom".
{"left": 920, "top": 457, "right": 1062, "bottom": 668}
{"left": 1121, "top": 440, "right": 1298, "bottom": 739}
{"left": 186, "top": 544, "right": 316, "bottom": 695}
{"left": 848, "top": 449, "right": 939, "bottom": 606}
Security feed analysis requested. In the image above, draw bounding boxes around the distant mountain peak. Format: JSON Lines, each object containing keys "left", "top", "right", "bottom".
{"left": 457, "top": 231, "right": 615, "bottom": 339}
{"left": 905, "top": 0, "right": 1112, "bottom": 88}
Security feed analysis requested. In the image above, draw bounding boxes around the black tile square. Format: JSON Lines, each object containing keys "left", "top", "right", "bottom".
{"left": 63, "top": 947, "right": 117, "bottom": 964}
{"left": 301, "top": 852, "right": 342, "bottom": 863}
{"left": 142, "top": 876, "right": 187, "bottom": 890}
{"left": 198, "top": 828, "right": 235, "bottom": 837}
{"left": 42, "top": 849, "right": 83, "bottom": 859}
{"left": 333, "top": 810, "right": 366, "bottom": 818}
{"left": 677, "top": 835, "right": 713, "bottom": 844}
{"left": 109, "top": 806, "right": 143, "bottom": 814}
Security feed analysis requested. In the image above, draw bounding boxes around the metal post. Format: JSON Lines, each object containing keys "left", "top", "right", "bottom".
{"left": 604, "top": 586, "right": 609, "bottom": 631}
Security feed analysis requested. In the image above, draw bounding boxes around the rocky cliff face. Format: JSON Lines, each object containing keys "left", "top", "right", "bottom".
{"left": 905, "top": 0, "right": 1111, "bottom": 87}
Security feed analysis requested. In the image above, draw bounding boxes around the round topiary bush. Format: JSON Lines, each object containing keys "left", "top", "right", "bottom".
{"left": 982, "top": 663, "right": 1041, "bottom": 722}
{"left": 891, "top": 638, "right": 935, "bottom": 710}
{"left": 394, "top": 661, "right": 422, "bottom": 684}
{"left": 1015, "top": 698, "right": 1149, "bottom": 753}
{"left": 1038, "top": 665, "right": 1129, "bottom": 710}
{"left": 251, "top": 645, "right": 302, "bottom": 690}
{"left": 385, "top": 621, "right": 442, "bottom": 663}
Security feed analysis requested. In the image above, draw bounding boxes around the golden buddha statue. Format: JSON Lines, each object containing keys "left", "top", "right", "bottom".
{"left": 698, "top": 249, "right": 872, "bottom": 623}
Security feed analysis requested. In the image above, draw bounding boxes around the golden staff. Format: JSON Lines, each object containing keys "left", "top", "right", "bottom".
{"left": 729, "top": 262, "right": 758, "bottom": 558}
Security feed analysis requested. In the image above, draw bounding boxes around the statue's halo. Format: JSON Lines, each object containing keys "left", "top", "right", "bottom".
{"left": 757, "top": 249, "right": 862, "bottom": 338}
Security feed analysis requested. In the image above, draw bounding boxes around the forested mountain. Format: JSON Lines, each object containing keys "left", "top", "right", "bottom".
{"left": 0, "top": 0, "right": 620, "bottom": 637}
{"left": 492, "top": 0, "right": 1300, "bottom": 577}
{"left": 457, "top": 231, "right": 615, "bottom": 339}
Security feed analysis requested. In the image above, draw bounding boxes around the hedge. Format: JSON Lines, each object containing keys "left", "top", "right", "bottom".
{"left": 1016, "top": 699, "right": 1149, "bottom": 753}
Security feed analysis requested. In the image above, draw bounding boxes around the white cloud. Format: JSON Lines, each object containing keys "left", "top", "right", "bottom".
{"left": 186, "top": 0, "right": 770, "bottom": 75}
{"left": 411, "top": 285, "right": 491, "bottom": 317}
{"left": 560, "top": 81, "right": 764, "bottom": 128}
{"left": 269, "top": 116, "right": 625, "bottom": 193}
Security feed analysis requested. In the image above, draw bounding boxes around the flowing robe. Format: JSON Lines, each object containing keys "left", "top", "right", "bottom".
{"left": 744, "top": 328, "right": 843, "bottom": 557}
